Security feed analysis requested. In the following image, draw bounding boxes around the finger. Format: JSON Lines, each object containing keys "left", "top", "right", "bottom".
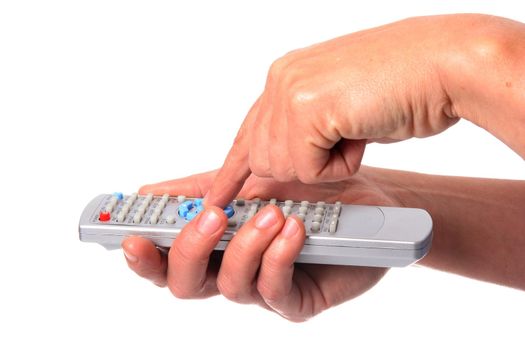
{"left": 205, "top": 98, "right": 262, "bottom": 208}
{"left": 122, "top": 236, "right": 168, "bottom": 287}
{"left": 167, "top": 207, "right": 227, "bottom": 299}
{"left": 268, "top": 104, "right": 296, "bottom": 181}
{"left": 292, "top": 135, "right": 366, "bottom": 183}
{"left": 216, "top": 205, "right": 285, "bottom": 304}
{"left": 249, "top": 97, "right": 272, "bottom": 177}
{"left": 256, "top": 217, "right": 307, "bottom": 321}
{"left": 139, "top": 170, "right": 219, "bottom": 196}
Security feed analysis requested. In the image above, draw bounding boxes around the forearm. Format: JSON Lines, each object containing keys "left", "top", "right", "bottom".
{"left": 438, "top": 14, "right": 525, "bottom": 157}
{"left": 363, "top": 166, "right": 525, "bottom": 289}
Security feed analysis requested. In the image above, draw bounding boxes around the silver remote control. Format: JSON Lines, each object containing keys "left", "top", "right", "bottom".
{"left": 79, "top": 193, "right": 433, "bottom": 267}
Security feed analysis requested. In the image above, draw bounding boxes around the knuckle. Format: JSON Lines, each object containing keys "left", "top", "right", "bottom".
{"left": 256, "top": 278, "right": 282, "bottom": 303}
{"left": 295, "top": 168, "right": 318, "bottom": 184}
{"left": 267, "top": 56, "right": 288, "bottom": 83}
{"left": 168, "top": 283, "right": 195, "bottom": 300}
{"left": 216, "top": 275, "right": 244, "bottom": 303}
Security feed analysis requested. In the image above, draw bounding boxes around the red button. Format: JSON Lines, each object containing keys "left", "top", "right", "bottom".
{"left": 99, "top": 211, "right": 111, "bottom": 221}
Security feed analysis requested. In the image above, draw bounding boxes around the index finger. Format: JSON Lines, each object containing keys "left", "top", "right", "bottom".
{"left": 204, "top": 99, "right": 261, "bottom": 208}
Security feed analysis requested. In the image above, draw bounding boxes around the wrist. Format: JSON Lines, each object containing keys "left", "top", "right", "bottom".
{"left": 438, "top": 14, "right": 525, "bottom": 157}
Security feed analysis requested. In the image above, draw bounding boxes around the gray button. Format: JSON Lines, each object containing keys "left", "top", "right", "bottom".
{"left": 329, "top": 219, "right": 338, "bottom": 233}
{"left": 150, "top": 213, "right": 159, "bottom": 224}
{"left": 133, "top": 212, "right": 142, "bottom": 224}
{"left": 300, "top": 200, "right": 309, "bottom": 207}
{"left": 282, "top": 206, "right": 292, "bottom": 215}
{"left": 297, "top": 213, "right": 305, "bottom": 221}
{"left": 227, "top": 219, "right": 237, "bottom": 227}
{"left": 333, "top": 206, "right": 341, "bottom": 214}
{"left": 269, "top": 198, "right": 277, "bottom": 206}
{"left": 166, "top": 215, "right": 175, "bottom": 224}
{"left": 236, "top": 199, "right": 245, "bottom": 206}
{"left": 311, "top": 221, "right": 321, "bottom": 233}
{"left": 314, "top": 207, "right": 325, "bottom": 215}
{"left": 313, "top": 214, "right": 323, "bottom": 222}
{"left": 177, "top": 195, "right": 186, "bottom": 203}
{"left": 316, "top": 201, "right": 325, "bottom": 208}
{"left": 299, "top": 206, "right": 308, "bottom": 214}
{"left": 284, "top": 200, "right": 294, "bottom": 207}
{"left": 117, "top": 212, "right": 127, "bottom": 223}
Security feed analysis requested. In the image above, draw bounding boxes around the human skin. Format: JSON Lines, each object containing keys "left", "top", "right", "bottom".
{"left": 122, "top": 14, "right": 525, "bottom": 321}
{"left": 203, "top": 14, "right": 525, "bottom": 208}
{"left": 122, "top": 167, "right": 525, "bottom": 321}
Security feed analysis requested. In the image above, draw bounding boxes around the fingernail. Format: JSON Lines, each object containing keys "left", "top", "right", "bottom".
{"left": 281, "top": 218, "right": 299, "bottom": 238}
{"left": 123, "top": 249, "right": 138, "bottom": 263}
{"left": 196, "top": 209, "right": 222, "bottom": 234}
{"left": 255, "top": 206, "right": 279, "bottom": 229}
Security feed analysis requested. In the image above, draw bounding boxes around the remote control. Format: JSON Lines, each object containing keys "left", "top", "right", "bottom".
{"left": 79, "top": 193, "right": 433, "bottom": 267}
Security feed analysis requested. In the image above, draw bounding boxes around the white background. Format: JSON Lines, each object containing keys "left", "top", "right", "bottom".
{"left": 1, "top": 1, "right": 524, "bottom": 349}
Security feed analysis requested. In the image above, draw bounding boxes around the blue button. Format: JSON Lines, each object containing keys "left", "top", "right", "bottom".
{"left": 179, "top": 199, "right": 235, "bottom": 221}
{"left": 224, "top": 205, "right": 234, "bottom": 218}
{"left": 185, "top": 210, "right": 199, "bottom": 221}
{"left": 113, "top": 192, "right": 124, "bottom": 200}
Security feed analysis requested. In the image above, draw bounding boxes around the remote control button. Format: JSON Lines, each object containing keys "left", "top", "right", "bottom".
{"left": 284, "top": 200, "right": 294, "bottom": 207}
{"left": 329, "top": 219, "right": 338, "bottom": 233}
{"left": 133, "top": 212, "right": 142, "bottom": 224}
{"left": 143, "top": 193, "right": 154, "bottom": 206}
{"left": 313, "top": 214, "right": 323, "bottom": 222}
{"left": 269, "top": 198, "right": 277, "bottom": 206}
{"left": 314, "top": 207, "right": 325, "bottom": 215}
{"left": 117, "top": 211, "right": 126, "bottom": 223}
{"left": 282, "top": 206, "right": 292, "bottom": 215}
{"left": 224, "top": 205, "right": 235, "bottom": 218}
{"left": 253, "top": 198, "right": 261, "bottom": 205}
{"left": 300, "top": 200, "right": 309, "bottom": 207}
{"left": 166, "top": 215, "right": 175, "bottom": 224}
{"left": 177, "top": 195, "right": 186, "bottom": 203}
{"left": 236, "top": 199, "right": 245, "bottom": 206}
{"left": 150, "top": 213, "right": 159, "bottom": 224}
{"left": 99, "top": 211, "right": 111, "bottom": 221}
{"left": 297, "top": 213, "right": 305, "bottom": 221}
{"left": 154, "top": 207, "right": 162, "bottom": 216}
{"left": 113, "top": 192, "right": 124, "bottom": 200}
{"left": 333, "top": 206, "right": 341, "bottom": 215}
{"left": 249, "top": 203, "right": 259, "bottom": 212}
{"left": 299, "top": 206, "right": 308, "bottom": 214}
{"left": 227, "top": 219, "right": 237, "bottom": 227}
{"left": 185, "top": 209, "right": 200, "bottom": 221}
{"left": 316, "top": 201, "right": 325, "bottom": 208}
{"left": 311, "top": 221, "right": 320, "bottom": 233}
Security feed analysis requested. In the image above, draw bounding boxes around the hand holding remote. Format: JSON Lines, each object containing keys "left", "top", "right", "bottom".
{"left": 123, "top": 168, "right": 395, "bottom": 321}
